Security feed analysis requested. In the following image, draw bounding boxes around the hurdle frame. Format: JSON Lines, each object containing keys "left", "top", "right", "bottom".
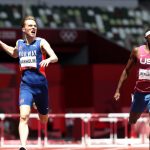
{"left": 0, "top": 113, "right": 149, "bottom": 148}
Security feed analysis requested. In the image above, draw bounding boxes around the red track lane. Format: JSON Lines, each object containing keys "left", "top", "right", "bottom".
{"left": 0, "top": 147, "right": 149, "bottom": 150}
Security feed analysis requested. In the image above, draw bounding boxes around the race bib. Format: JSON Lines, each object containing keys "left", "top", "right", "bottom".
{"left": 20, "top": 56, "right": 37, "bottom": 68}
{"left": 139, "top": 69, "right": 150, "bottom": 80}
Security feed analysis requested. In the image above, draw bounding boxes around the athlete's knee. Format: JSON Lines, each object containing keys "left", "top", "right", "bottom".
{"left": 19, "top": 105, "right": 31, "bottom": 123}
{"left": 129, "top": 118, "right": 137, "bottom": 124}
{"left": 128, "top": 116, "right": 138, "bottom": 124}
{"left": 129, "top": 112, "right": 141, "bottom": 124}
{"left": 39, "top": 114, "right": 48, "bottom": 124}
{"left": 20, "top": 114, "right": 30, "bottom": 123}
{"left": 40, "top": 119, "right": 48, "bottom": 124}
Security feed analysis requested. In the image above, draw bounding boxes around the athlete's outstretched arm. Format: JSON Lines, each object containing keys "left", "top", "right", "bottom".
{"left": 114, "top": 47, "right": 137, "bottom": 101}
{"left": 0, "top": 40, "right": 18, "bottom": 58}
{"left": 40, "top": 39, "right": 58, "bottom": 67}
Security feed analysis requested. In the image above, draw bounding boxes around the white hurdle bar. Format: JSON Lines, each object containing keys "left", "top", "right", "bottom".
{"left": 43, "top": 113, "right": 92, "bottom": 148}
{"left": 0, "top": 113, "right": 149, "bottom": 148}
{"left": 86, "top": 113, "right": 149, "bottom": 147}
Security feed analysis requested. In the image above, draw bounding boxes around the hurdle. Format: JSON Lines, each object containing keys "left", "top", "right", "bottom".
{"left": 43, "top": 113, "right": 92, "bottom": 148}
{"left": 0, "top": 114, "right": 42, "bottom": 148}
{"left": 0, "top": 113, "right": 149, "bottom": 148}
{"left": 86, "top": 113, "right": 149, "bottom": 147}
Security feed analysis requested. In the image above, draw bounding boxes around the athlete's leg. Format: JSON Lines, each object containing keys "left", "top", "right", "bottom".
{"left": 19, "top": 82, "right": 33, "bottom": 149}
{"left": 33, "top": 84, "right": 49, "bottom": 124}
{"left": 129, "top": 92, "right": 148, "bottom": 124}
{"left": 38, "top": 114, "right": 48, "bottom": 124}
{"left": 129, "top": 112, "right": 142, "bottom": 124}
{"left": 19, "top": 105, "right": 31, "bottom": 148}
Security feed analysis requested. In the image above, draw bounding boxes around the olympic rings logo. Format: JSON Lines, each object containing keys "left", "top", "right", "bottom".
{"left": 59, "top": 30, "right": 78, "bottom": 42}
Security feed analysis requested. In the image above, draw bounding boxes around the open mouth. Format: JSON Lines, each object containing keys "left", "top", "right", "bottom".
{"left": 31, "top": 29, "right": 36, "bottom": 34}
{"left": 31, "top": 30, "right": 36, "bottom": 34}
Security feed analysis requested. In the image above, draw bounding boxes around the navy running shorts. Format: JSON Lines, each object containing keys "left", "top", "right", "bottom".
{"left": 19, "top": 81, "right": 49, "bottom": 115}
{"left": 130, "top": 92, "right": 150, "bottom": 113}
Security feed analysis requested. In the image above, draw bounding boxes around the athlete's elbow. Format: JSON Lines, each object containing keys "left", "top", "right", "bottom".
{"left": 55, "top": 56, "right": 58, "bottom": 62}
{"left": 12, "top": 53, "right": 18, "bottom": 58}
{"left": 53, "top": 56, "right": 58, "bottom": 63}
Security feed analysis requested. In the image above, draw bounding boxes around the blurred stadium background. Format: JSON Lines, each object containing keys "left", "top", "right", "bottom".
{"left": 0, "top": 0, "right": 149, "bottom": 149}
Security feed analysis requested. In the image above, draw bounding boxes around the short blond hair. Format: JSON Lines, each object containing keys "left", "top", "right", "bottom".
{"left": 21, "top": 16, "right": 36, "bottom": 27}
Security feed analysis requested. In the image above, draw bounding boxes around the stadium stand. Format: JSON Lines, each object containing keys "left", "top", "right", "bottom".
{"left": 0, "top": 0, "right": 149, "bottom": 50}
{"left": 0, "top": 4, "right": 22, "bottom": 27}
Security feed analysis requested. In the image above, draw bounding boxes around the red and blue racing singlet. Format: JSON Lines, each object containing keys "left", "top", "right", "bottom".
{"left": 134, "top": 45, "right": 150, "bottom": 93}
{"left": 17, "top": 37, "right": 47, "bottom": 85}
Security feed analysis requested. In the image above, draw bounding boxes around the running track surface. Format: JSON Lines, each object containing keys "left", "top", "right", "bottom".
{"left": 0, "top": 147, "right": 149, "bottom": 150}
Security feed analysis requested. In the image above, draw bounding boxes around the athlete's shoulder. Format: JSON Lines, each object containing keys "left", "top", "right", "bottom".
{"left": 36, "top": 37, "right": 45, "bottom": 41}
{"left": 137, "top": 44, "right": 145, "bottom": 49}
{"left": 133, "top": 44, "right": 145, "bottom": 52}
{"left": 37, "top": 37, "right": 49, "bottom": 45}
{"left": 132, "top": 44, "right": 146, "bottom": 57}
{"left": 16, "top": 39, "right": 25, "bottom": 48}
{"left": 131, "top": 46, "right": 140, "bottom": 57}
{"left": 16, "top": 39, "right": 25, "bottom": 45}
{"left": 132, "top": 46, "right": 138, "bottom": 53}
{"left": 17, "top": 39, "right": 24, "bottom": 42}
{"left": 36, "top": 37, "right": 47, "bottom": 45}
